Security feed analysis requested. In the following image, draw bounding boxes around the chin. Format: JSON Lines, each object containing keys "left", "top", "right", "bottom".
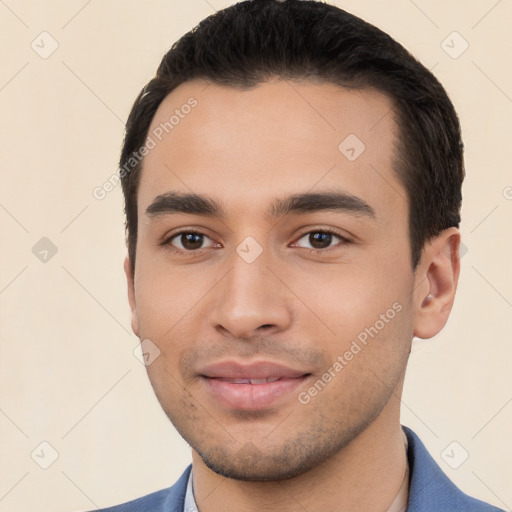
{"left": 192, "top": 431, "right": 353, "bottom": 482}
{"left": 198, "top": 450, "right": 316, "bottom": 481}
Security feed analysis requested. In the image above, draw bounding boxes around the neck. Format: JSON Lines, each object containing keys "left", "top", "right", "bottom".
{"left": 191, "top": 381, "right": 408, "bottom": 512}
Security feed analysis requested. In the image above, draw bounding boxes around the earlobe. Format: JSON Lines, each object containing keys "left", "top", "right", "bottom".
{"left": 123, "top": 255, "right": 140, "bottom": 337}
{"left": 413, "top": 228, "right": 461, "bottom": 339}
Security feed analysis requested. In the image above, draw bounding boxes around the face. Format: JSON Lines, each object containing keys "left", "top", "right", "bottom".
{"left": 126, "top": 79, "right": 422, "bottom": 480}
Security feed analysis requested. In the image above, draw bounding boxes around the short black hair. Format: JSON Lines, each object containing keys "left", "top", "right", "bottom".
{"left": 120, "top": 0, "right": 464, "bottom": 272}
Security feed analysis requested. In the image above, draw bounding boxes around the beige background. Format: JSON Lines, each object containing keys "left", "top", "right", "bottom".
{"left": 1, "top": 1, "right": 511, "bottom": 511}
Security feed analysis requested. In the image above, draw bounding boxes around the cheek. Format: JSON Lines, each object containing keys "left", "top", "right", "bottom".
{"left": 293, "top": 261, "right": 410, "bottom": 340}
{"left": 292, "top": 262, "right": 414, "bottom": 389}
{"left": 133, "top": 258, "right": 207, "bottom": 339}
{"left": 306, "top": 300, "right": 414, "bottom": 413}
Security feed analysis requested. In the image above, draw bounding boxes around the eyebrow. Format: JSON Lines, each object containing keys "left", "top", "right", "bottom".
{"left": 145, "top": 191, "right": 376, "bottom": 221}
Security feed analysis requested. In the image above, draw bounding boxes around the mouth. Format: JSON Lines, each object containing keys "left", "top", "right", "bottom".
{"left": 198, "top": 361, "right": 311, "bottom": 410}
{"left": 214, "top": 377, "right": 283, "bottom": 384}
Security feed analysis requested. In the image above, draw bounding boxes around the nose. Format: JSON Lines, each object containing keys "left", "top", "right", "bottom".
{"left": 208, "top": 250, "right": 293, "bottom": 340}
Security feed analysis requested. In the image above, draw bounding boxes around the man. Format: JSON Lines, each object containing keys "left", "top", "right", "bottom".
{"left": 94, "top": 1, "right": 505, "bottom": 510}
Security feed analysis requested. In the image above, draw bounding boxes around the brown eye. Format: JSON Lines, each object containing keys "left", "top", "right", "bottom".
{"left": 308, "top": 232, "right": 334, "bottom": 249}
{"left": 169, "top": 232, "right": 212, "bottom": 251}
{"left": 295, "top": 230, "right": 347, "bottom": 251}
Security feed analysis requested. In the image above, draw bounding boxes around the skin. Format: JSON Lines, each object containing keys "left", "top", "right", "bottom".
{"left": 124, "top": 79, "right": 460, "bottom": 511}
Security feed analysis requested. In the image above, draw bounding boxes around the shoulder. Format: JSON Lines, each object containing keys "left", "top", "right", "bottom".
{"left": 88, "top": 465, "right": 191, "bottom": 512}
{"left": 403, "top": 426, "right": 505, "bottom": 512}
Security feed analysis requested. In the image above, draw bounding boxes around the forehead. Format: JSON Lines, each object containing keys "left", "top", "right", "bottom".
{"left": 138, "top": 79, "right": 405, "bottom": 221}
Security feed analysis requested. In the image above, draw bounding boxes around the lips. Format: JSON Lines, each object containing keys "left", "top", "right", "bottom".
{"left": 216, "top": 377, "right": 281, "bottom": 384}
{"left": 200, "top": 360, "right": 308, "bottom": 380}
{"left": 198, "top": 361, "right": 310, "bottom": 410}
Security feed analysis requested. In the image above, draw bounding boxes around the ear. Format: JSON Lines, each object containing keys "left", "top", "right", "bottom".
{"left": 413, "top": 228, "right": 461, "bottom": 339}
{"left": 124, "top": 254, "right": 140, "bottom": 337}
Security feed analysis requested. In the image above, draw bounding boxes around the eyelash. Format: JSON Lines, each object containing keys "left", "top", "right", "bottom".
{"left": 161, "top": 228, "right": 352, "bottom": 257}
